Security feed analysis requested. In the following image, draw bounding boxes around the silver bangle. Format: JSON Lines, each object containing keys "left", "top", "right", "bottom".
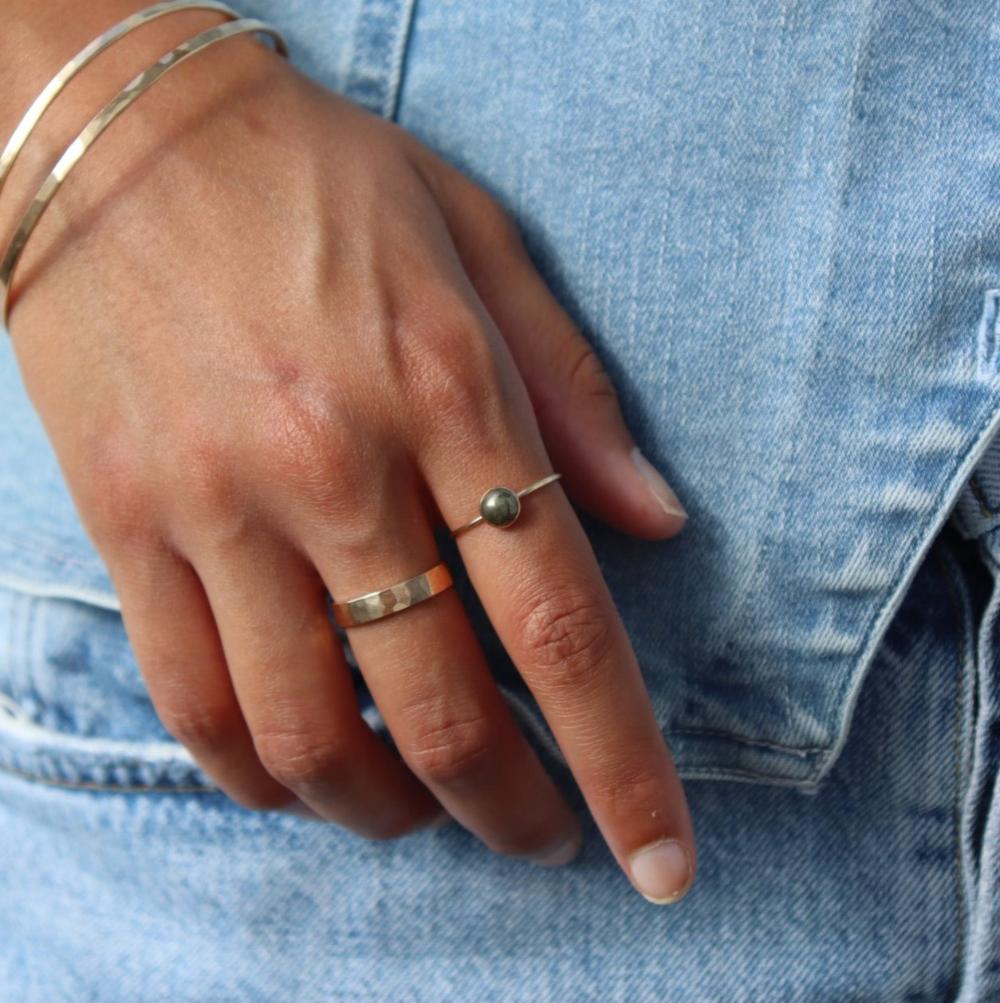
{"left": 0, "top": 17, "right": 289, "bottom": 327}
{"left": 0, "top": 2, "right": 242, "bottom": 201}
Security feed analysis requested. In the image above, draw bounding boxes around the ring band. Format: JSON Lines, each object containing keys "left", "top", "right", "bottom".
{"left": 450, "top": 472, "right": 563, "bottom": 537}
{"left": 332, "top": 561, "right": 453, "bottom": 628}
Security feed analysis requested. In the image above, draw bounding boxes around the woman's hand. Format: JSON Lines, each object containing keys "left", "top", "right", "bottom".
{"left": 2, "top": 14, "right": 696, "bottom": 902}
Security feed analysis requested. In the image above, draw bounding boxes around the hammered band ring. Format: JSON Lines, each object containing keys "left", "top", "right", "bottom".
{"left": 450, "top": 472, "right": 563, "bottom": 538}
{"left": 332, "top": 562, "right": 454, "bottom": 629}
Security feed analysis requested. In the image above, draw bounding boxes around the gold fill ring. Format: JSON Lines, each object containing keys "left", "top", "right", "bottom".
{"left": 332, "top": 561, "right": 453, "bottom": 629}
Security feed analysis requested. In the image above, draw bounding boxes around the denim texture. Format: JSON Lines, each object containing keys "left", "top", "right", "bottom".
{"left": 0, "top": 0, "right": 998, "bottom": 997}
{"left": 0, "top": 519, "right": 990, "bottom": 1000}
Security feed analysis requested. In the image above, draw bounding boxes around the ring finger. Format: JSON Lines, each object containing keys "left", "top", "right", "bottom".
{"left": 187, "top": 522, "right": 441, "bottom": 838}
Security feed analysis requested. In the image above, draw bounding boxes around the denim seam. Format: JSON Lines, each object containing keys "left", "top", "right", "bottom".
{"left": 933, "top": 540, "right": 973, "bottom": 1000}
{"left": 968, "top": 473, "right": 1000, "bottom": 518}
{"left": 962, "top": 541, "right": 1000, "bottom": 1002}
{"left": 0, "top": 684, "right": 825, "bottom": 792}
{"left": 813, "top": 390, "right": 1000, "bottom": 786}
{"left": 499, "top": 685, "right": 829, "bottom": 763}
{"left": 0, "top": 754, "right": 819, "bottom": 793}
{"left": 0, "top": 573, "right": 119, "bottom": 611}
{"left": 0, "top": 687, "right": 217, "bottom": 792}
{"left": 0, "top": 759, "right": 216, "bottom": 794}
{"left": 384, "top": 0, "right": 418, "bottom": 122}
{"left": 0, "top": 529, "right": 106, "bottom": 571}
{"left": 666, "top": 728, "right": 825, "bottom": 757}
{"left": 677, "top": 765, "right": 819, "bottom": 790}
{"left": 343, "top": 0, "right": 419, "bottom": 120}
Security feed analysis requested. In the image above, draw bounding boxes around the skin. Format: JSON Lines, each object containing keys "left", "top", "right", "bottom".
{"left": 0, "top": 1, "right": 696, "bottom": 899}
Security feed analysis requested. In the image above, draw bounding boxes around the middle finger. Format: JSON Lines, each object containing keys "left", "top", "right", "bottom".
{"left": 295, "top": 457, "right": 585, "bottom": 865}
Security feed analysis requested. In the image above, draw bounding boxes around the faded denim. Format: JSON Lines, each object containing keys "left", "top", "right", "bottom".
{"left": 0, "top": 0, "right": 998, "bottom": 999}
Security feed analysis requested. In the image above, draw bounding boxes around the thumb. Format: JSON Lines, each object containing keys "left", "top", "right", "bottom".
{"left": 476, "top": 244, "right": 689, "bottom": 541}
{"left": 407, "top": 147, "right": 688, "bottom": 540}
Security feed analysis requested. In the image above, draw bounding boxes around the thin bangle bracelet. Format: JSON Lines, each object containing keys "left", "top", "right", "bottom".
{"left": 0, "top": 17, "right": 289, "bottom": 328}
{"left": 0, "top": 1, "right": 242, "bottom": 200}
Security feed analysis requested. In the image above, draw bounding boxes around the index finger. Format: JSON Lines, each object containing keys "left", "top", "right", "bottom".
{"left": 418, "top": 358, "right": 697, "bottom": 905}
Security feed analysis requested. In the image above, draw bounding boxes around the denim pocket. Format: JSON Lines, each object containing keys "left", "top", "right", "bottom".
{"left": 0, "top": 582, "right": 213, "bottom": 792}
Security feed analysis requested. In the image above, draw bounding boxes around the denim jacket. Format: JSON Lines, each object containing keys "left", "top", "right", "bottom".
{"left": 2, "top": 0, "right": 1000, "bottom": 794}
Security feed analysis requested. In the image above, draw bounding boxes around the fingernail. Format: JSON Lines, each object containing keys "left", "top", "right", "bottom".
{"left": 628, "top": 839, "right": 694, "bottom": 904}
{"left": 630, "top": 447, "right": 687, "bottom": 520}
{"left": 529, "top": 831, "right": 584, "bottom": 868}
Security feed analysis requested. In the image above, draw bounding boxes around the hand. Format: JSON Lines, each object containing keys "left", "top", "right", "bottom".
{"left": 3, "top": 15, "right": 696, "bottom": 902}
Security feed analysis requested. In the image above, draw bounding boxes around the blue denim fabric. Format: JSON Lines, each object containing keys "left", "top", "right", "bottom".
{"left": 0, "top": 514, "right": 991, "bottom": 1000}
{"left": 0, "top": 0, "right": 998, "bottom": 998}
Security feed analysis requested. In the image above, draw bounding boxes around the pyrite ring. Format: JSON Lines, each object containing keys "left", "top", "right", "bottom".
{"left": 333, "top": 561, "right": 453, "bottom": 628}
{"left": 450, "top": 472, "right": 563, "bottom": 537}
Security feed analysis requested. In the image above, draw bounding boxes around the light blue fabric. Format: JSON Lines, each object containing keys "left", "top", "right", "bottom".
{"left": 0, "top": 0, "right": 997, "bottom": 998}
{"left": 0, "top": 522, "right": 989, "bottom": 1000}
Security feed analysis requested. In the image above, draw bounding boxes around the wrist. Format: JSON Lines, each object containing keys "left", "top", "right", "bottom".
{"left": 1, "top": 2, "right": 151, "bottom": 139}
{"left": 0, "top": 2, "right": 292, "bottom": 321}
{"left": 0, "top": 4, "right": 287, "bottom": 237}
{"left": 0, "top": 4, "right": 265, "bottom": 138}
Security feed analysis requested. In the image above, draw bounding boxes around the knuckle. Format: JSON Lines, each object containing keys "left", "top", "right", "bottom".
{"left": 402, "top": 308, "right": 505, "bottom": 433}
{"left": 173, "top": 431, "right": 242, "bottom": 522}
{"left": 587, "top": 760, "right": 667, "bottom": 824}
{"left": 516, "top": 589, "right": 616, "bottom": 693}
{"left": 566, "top": 343, "right": 618, "bottom": 406}
{"left": 157, "top": 697, "right": 243, "bottom": 756}
{"left": 403, "top": 702, "right": 498, "bottom": 789}
{"left": 256, "top": 729, "right": 353, "bottom": 790}
{"left": 256, "top": 384, "right": 364, "bottom": 513}
{"left": 82, "top": 441, "right": 158, "bottom": 549}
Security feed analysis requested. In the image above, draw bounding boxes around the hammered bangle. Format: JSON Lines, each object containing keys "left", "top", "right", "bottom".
{"left": 0, "top": 16, "right": 289, "bottom": 328}
{"left": 0, "top": 2, "right": 242, "bottom": 202}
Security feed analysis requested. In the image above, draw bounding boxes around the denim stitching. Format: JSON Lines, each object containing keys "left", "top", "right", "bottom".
{"left": 815, "top": 395, "right": 1000, "bottom": 786}
{"left": 343, "top": 0, "right": 420, "bottom": 120}
{"left": 383, "top": 0, "right": 417, "bottom": 122}
{"left": 703, "top": 0, "right": 877, "bottom": 731}
{"left": 0, "top": 533, "right": 106, "bottom": 573}
{"left": 678, "top": 764, "right": 819, "bottom": 789}
{"left": 933, "top": 539, "right": 972, "bottom": 999}
{"left": 969, "top": 473, "right": 1000, "bottom": 518}
{"left": 0, "top": 759, "right": 217, "bottom": 793}
{"left": 668, "top": 728, "right": 826, "bottom": 757}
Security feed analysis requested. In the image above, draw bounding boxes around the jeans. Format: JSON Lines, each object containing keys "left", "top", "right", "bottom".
{"left": 0, "top": 0, "right": 998, "bottom": 998}
{"left": 0, "top": 517, "right": 995, "bottom": 1000}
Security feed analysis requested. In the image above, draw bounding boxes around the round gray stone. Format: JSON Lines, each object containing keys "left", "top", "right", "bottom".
{"left": 480, "top": 487, "right": 521, "bottom": 527}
